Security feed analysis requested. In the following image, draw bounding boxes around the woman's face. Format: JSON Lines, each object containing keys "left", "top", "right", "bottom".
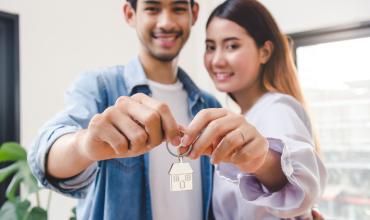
{"left": 204, "top": 17, "right": 267, "bottom": 94}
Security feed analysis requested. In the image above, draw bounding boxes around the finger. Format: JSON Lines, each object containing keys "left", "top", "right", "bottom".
{"left": 116, "top": 96, "right": 163, "bottom": 147}
{"left": 131, "top": 93, "right": 181, "bottom": 145}
{"left": 211, "top": 128, "right": 246, "bottom": 164}
{"left": 201, "top": 135, "right": 224, "bottom": 157}
{"left": 189, "top": 113, "right": 243, "bottom": 159}
{"left": 230, "top": 138, "right": 268, "bottom": 173}
{"left": 202, "top": 146, "right": 213, "bottom": 156}
{"left": 178, "top": 145, "right": 189, "bottom": 155}
{"left": 182, "top": 108, "right": 228, "bottom": 147}
{"left": 105, "top": 107, "right": 151, "bottom": 151}
{"left": 95, "top": 122, "right": 129, "bottom": 155}
{"left": 312, "top": 208, "right": 324, "bottom": 220}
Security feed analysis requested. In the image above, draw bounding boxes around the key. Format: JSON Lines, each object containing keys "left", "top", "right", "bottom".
{"left": 168, "top": 156, "right": 193, "bottom": 191}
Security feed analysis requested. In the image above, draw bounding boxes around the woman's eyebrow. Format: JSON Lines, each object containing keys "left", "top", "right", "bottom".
{"left": 223, "top": 37, "right": 240, "bottom": 43}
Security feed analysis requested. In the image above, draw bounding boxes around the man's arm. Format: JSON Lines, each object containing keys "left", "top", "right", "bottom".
{"left": 47, "top": 93, "right": 182, "bottom": 179}
{"left": 46, "top": 131, "right": 94, "bottom": 179}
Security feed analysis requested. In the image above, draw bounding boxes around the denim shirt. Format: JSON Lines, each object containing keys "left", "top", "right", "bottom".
{"left": 28, "top": 56, "right": 221, "bottom": 220}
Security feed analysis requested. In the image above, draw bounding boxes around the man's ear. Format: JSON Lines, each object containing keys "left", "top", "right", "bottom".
{"left": 191, "top": 2, "right": 199, "bottom": 26}
{"left": 259, "top": 41, "right": 274, "bottom": 64}
{"left": 123, "top": 2, "right": 136, "bottom": 27}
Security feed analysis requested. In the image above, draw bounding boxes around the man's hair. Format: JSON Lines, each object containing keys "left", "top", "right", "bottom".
{"left": 127, "top": 0, "right": 195, "bottom": 10}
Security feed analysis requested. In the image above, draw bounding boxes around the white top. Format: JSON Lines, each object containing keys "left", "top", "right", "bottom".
{"left": 213, "top": 92, "right": 327, "bottom": 220}
{"left": 147, "top": 79, "right": 203, "bottom": 220}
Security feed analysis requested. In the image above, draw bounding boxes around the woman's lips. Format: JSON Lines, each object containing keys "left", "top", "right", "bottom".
{"left": 214, "top": 72, "right": 234, "bottom": 82}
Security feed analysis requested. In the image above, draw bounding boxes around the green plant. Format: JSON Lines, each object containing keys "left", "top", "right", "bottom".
{"left": 0, "top": 142, "right": 48, "bottom": 220}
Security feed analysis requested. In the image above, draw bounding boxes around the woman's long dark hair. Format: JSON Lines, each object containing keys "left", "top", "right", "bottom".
{"left": 206, "top": 0, "right": 320, "bottom": 151}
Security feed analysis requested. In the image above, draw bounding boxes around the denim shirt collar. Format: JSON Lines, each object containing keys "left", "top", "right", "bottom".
{"left": 123, "top": 56, "right": 203, "bottom": 109}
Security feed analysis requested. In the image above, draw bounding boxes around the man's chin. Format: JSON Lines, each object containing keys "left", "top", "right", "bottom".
{"left": 152, "top": 52, "right": 179, "bottom": 62}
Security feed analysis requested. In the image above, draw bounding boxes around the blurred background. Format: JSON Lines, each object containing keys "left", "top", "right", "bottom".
{"left": 0, "top": 0, "right": 370, "bottom": 219}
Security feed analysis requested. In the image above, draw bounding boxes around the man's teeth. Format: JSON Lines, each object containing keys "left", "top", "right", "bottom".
{"left": 156, "top": 35, "right": 176, "bottom": 40}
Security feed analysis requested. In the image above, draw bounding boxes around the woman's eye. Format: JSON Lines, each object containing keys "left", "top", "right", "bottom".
{"left": 206, "top": 45, "right": 215, "bottom": 52}
{"left": 226, "top": 44, "right": 239, "bottom": 50}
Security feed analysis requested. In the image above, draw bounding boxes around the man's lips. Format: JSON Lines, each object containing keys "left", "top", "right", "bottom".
{"left": 152, "top": 31, "right": 182, "bottom": 48}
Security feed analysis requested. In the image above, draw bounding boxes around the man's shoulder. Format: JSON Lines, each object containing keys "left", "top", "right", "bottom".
{"left": 80, "top": 65, "right": 124, "bottom": 79}
{"left": 198, "top": 90, "right": 221, "bottom": 108}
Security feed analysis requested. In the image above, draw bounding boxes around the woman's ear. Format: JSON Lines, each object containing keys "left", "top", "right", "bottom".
{"left": 259, "top": 41, "right": 274, "bottom": 64}
{"left": 123, "top": 2, "right": 136, "bottom": 27}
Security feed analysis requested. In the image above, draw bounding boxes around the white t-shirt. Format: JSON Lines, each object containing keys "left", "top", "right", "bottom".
{"left": 147, "top": 79, "right": 202, "bottom": 220}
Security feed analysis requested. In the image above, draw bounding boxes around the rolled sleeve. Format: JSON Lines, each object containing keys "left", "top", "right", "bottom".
{"left": 241, "top": 140, "right": 322, "bottom": 215}
{"left": 27, "top": 124, "right": 97, "bottom": 198}
{"left": 27, "top": 72, "right": 105, "bottom": 198}
{"left": 217, "top": 138, "right": 326, "bottom": 217}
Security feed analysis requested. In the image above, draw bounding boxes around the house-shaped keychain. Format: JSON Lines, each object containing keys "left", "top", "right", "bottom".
{"left": 168, "top": 161, "right": 193, "bottom": 191}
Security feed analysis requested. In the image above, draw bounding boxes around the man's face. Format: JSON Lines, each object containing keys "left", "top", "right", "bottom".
{"left": 129, "top": 0, "right": 198, "bottom": 62}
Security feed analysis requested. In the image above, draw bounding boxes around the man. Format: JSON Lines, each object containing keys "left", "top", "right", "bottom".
{"left": 28, "top": 0, "right": 220, "bottom": 219}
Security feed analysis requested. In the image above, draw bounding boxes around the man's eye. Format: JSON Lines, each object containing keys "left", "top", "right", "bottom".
{"left": 174, "top": 7, "right": 187, "bottom": 12}
{"left": 145, "top": 7, "right": 160, "bottom": 12}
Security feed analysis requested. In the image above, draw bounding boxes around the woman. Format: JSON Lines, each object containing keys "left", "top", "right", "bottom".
{"left": 182, "top": 0, "right": 326, "bottom": 219}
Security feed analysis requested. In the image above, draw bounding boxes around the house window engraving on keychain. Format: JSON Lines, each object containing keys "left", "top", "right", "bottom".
{"left": 166, "top": 141, "right": 193, "bottom": 192}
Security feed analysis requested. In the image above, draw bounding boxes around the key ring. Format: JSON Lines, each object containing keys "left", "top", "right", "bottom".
{"left": 166, "top": 141, "right": 193, "bottom": 158}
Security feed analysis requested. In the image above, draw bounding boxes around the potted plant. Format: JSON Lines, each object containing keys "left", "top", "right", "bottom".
{"left": 0, "top": 142, "right": 76, "bottom": 220}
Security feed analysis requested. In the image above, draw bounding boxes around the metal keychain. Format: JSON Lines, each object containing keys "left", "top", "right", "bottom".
{"left": 166, "top": 141, "right": 193, "bottom": 192}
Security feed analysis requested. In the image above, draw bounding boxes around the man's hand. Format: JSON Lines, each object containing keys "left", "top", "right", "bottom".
{"left": 78, "top": 93, "right": 182, "bottom": 161}
{"left": 47, "top": 93, "right": 181, "bottom": 179}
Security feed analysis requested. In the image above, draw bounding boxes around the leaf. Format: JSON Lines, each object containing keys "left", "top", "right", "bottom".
{"left": 69, "top": 207, "right": 77, "bottom": 220}
{"left": 18, "top": 161, "right": 39, "bottom": 196}
{"left": 0, "top": 142, "right": 27, "bottom": 162}
{"left": 0, "top": 200, "right": 30, "bottom": 220}
{"left": 25, "top": 207, "right": 47, "bottom": 220}
{"left": 6, "top": 172, "right": 22, "bottom": 202}
{"left": 0, "top": 162, "right": 19, "bottom": 182}
{"left": 0, "top": 201, "right": 18, "bottom": 220}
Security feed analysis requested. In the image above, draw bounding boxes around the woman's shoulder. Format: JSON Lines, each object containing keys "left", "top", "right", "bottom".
{"left": 251, "top": 92, "right": 303, "bottom": 112}
{"left": 249, "top": 92, "right": 313, "bottom": 138}
{"left": 249, "top": 92, "right": 310, "bottom": 127}
{"left": 265, "top": 92, "right": 305, "bottom": 114}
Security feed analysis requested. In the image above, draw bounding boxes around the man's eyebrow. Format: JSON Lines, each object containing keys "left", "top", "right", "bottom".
{"left": 173, "top": 0, "right": 191, "bottom": 6}
{"left": 143, "top": 0, "right": 161, "bottom": 5}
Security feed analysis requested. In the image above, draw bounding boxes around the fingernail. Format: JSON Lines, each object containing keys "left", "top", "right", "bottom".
{"left": 211, "top": 156, "right": 218, "bottom": 164}
{"left": 171, "top": 136, "right": 181, "bottom": 146}
{"left": 181, "top": 135, "right": 191, "bottom": 146}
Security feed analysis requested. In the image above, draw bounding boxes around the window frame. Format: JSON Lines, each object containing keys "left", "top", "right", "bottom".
{"left": 290, "top": 21, "right": 370, "bottom": 62}
{"left": 0, "top": 10, "right": 20, "bottom": 206}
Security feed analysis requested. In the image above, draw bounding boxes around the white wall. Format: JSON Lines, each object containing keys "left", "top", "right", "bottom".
{"left": 1, "top": 0, "right": 370, "bottom": 219}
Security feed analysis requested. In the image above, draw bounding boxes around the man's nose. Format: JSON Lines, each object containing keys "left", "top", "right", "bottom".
{"left": 157, "top": 10, "right": 177, "bottom": 31}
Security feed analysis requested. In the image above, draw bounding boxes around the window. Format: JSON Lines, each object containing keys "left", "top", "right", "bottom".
{"left": 290, "top": 22, "right": 370, "bottom": 220}
{"left": 0, "top": 11, "right": 20, "bottom": 206}
{"left": 173, "top": 175, "right": 179, "bottom": 182}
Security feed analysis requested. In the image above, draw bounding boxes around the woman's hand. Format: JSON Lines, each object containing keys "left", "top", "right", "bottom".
{"left": 182, "top": 108, "right": 268, "bottom": 174}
